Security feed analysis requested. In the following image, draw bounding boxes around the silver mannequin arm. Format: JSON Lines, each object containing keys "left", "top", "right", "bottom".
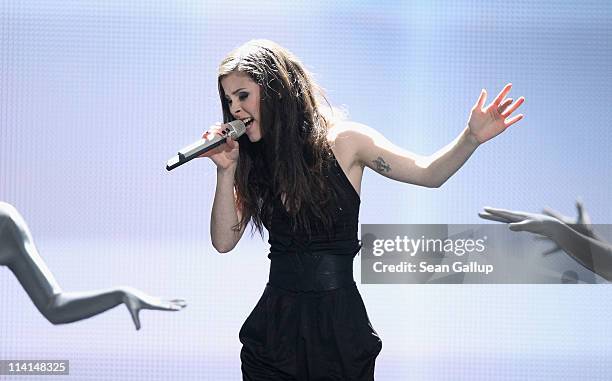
{"left": 0, "top": 202, "right": 186, "bottom": 330}
{"left": 479, "top": 204, "right": 612, "bottom": 281}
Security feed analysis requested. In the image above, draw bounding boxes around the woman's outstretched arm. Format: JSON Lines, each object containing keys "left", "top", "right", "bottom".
{"left": 337, "top": 84, "right": 524, "bottom": 188}
{"left": 0, "top": 202, "right": 186, "bottom": 330}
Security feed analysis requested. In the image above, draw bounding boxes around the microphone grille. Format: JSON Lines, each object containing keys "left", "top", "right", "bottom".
{"left": 227, "top": 120, "right": 247, "bottom": 139}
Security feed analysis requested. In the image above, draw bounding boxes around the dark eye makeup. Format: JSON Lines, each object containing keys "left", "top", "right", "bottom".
{"left": 225, "top": 92, "right": 249, "bottom": 105}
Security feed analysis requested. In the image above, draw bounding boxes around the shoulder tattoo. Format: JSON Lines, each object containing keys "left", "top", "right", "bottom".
{"left": 372, "top": 156, "right": 391, "bottom": 173}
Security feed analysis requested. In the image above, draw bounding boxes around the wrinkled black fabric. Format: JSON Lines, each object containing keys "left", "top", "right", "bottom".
{"left": 240, "top": 283, "right": 382, "bottom": 380}
{"left": 240, "top": 152, "right": 382, "bottom": 380}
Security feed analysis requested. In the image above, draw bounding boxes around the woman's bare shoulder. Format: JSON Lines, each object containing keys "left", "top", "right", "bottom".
{"left": 327, "top": 120, "right": 372, "bottom": 167}
{"left": 328, "top": 120, "right": 373, "bottom": 143}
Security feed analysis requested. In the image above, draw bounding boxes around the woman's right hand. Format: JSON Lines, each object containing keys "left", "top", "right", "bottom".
{"left": 198, "top": 123, "right": 240, "bottom": 170}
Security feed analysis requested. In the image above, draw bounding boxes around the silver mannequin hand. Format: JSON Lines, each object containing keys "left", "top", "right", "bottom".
{"left": 479, "top": 204, "right": 612, "bottom": 281}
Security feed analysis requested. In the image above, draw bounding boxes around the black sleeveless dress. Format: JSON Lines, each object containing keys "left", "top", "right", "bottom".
{"left": 239, "top": 153, "right": 383, "bottom": 380}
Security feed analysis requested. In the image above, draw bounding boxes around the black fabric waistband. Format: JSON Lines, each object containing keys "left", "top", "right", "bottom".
{"left": 267, "top": 232, "right": 360, "bottom": 254}
{"left": 269, "top": 253, "right": 355, "bottom": 292}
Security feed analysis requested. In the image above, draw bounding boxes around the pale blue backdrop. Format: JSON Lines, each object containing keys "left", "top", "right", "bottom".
{"left": 1, "top": 1, "right": 611, "bottom": 380}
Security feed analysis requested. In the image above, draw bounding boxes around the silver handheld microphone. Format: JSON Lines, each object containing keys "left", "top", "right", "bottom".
{"left": 166, "top": 120, "right": 246, "bottom": 171}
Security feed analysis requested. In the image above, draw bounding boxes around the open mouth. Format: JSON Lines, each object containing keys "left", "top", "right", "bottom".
{"left": 241, "top": 118, "right": 254, "bottom": 128}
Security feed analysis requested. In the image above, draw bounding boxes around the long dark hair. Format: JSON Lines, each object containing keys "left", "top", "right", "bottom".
{"left": 217, "top": 39, "right": 341, "bottom": 237}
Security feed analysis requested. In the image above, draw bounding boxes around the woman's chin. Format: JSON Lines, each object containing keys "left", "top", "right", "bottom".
{"left": 246, "top": 124, "right": 262, "bottom": 142}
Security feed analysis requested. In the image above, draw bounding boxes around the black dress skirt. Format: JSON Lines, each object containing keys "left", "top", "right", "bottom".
{"left": 240, "top": 280, "right": 382, "bottom": 380}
